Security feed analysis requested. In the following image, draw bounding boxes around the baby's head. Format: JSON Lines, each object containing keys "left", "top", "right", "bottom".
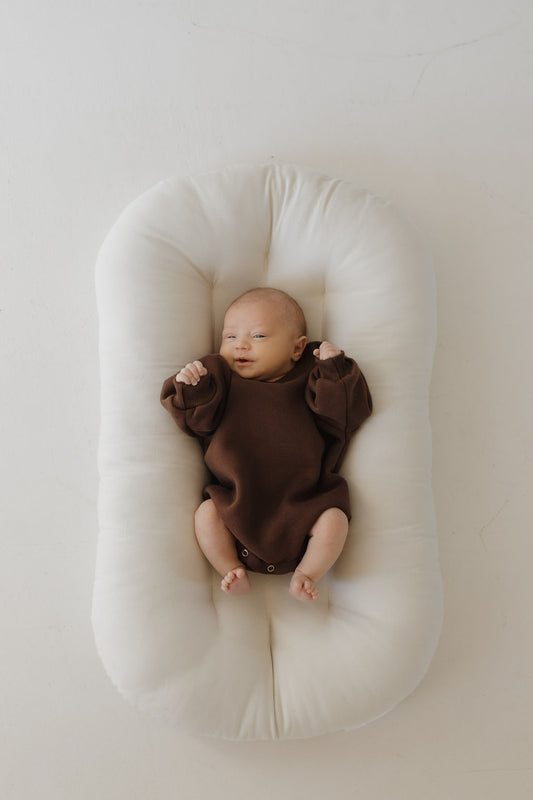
{"left": 219, "top": 288, "right": 307, "bottom": 382}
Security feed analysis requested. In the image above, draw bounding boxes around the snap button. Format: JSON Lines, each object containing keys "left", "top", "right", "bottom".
{"left": 267, "top": 564, "right": 275, "bottom": 573}
{"left": 241, "top": 549, "right": 248, "bottom": 558}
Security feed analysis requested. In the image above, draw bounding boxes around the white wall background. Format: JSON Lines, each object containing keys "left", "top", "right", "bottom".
{"left": 3, "top": 1, "right": 532, "bottom": 797}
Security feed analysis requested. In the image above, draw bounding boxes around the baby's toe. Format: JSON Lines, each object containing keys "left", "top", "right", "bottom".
{"left": 304, "top": 580, "right": 318, "bottom": 599}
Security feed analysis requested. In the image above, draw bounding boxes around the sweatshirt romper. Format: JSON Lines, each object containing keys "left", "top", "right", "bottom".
{"left": 160, "top": 342, "right": 372, "bottom": 574}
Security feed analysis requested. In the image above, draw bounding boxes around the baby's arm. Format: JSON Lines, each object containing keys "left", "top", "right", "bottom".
{"left": 306, "top": 342, "right": 373, "bottom": 436}
{"left": 161, "top": 355, "right": 230, "bottom": 438}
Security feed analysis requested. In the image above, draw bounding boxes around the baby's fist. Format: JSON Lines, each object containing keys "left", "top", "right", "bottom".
{"left": 175, "top": 360, "right": 207, "bottom": 386}
{"left": 313, "top": 341, "right": 341, "bottom": 360}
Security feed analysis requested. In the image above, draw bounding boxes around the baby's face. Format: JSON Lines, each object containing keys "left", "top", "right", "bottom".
{"left": 219, "top": 299, "right": 306, "bottom": 382}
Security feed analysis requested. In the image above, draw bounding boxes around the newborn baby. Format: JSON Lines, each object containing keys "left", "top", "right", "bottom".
{"left": 161, "top": 287, "right": 372, "bottom": 601}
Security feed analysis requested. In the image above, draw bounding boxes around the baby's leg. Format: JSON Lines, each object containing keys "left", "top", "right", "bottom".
{"left": 289, "top": 508, "right": 348, "bottom": 602}
{"left": 194, "top": 499, "right": 251, "bottom": 595}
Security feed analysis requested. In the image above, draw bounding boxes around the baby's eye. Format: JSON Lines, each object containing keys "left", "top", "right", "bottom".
{"left": 225, "top": 334, "right": 236, "bottom": 340}
{"left": 252, "top": 334, "right": 265, "bottom": 339}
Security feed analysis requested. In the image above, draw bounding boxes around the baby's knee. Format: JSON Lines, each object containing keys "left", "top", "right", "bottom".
{"left": 311, "top": 507, "right": 349, "bottom": 541}
{"left": 194, "top": 498, "right": 217, "bottom": 529}
{"left": 331, "top": 508, "right": 349, "bottom": 541}
{"left": 327, "top": 507, "right": 348, "bottom": 526}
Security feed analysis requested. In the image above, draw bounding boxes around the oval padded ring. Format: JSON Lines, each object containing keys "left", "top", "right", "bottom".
{"left": 93, "top": 163, "right": 442, "bottom": 740}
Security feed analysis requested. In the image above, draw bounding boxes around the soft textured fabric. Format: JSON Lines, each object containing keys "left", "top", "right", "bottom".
{"left": 93, "top": 163, "right": 443, "bottom": 740}
{"left": 160, "top": 343, "right": 372, "bottom": 573}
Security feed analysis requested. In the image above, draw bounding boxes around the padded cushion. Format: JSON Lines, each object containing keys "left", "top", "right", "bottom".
{"left": 93, "top": 163, "right": 442, "bottom": 740}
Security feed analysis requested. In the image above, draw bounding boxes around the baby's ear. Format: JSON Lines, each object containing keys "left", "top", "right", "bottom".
{"left": 293, "top": 335, "right": 307, "bottom": 361}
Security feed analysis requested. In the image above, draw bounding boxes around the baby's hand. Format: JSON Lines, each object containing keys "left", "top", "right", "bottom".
{"left": 175, "top": 360, "right": 207, "bottom": 386}
{"left": 313, "top": 341, "right": 342, "bottom": 360}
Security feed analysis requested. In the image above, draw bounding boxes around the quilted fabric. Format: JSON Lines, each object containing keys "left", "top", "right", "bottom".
{"left": 93, "top": 163, "right": 442, "bottom": 740}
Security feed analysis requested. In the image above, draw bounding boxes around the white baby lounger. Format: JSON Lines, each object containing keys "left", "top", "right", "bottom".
{"left": 93, "top": 163, "right": 442, "bottom": 740}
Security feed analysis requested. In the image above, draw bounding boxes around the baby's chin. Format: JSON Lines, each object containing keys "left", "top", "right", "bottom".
{"left": 230, "top": 361, "right": 264, "bottom": 379}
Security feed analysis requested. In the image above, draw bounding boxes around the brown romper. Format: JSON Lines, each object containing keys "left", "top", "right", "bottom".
{"left": 160, "top": 342, "right": 372, "bottom": 574}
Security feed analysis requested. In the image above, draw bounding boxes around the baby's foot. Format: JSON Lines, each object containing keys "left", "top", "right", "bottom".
{"left": 221, "top": 567, "right": 251, "bottom": 596}
{"left": 289, "top": 569, "right": 319, "bottom": 602}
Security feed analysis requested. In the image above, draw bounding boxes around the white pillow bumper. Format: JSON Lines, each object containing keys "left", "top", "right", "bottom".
{"left": 93, "top": 163, "right": 442, "bottom": 740}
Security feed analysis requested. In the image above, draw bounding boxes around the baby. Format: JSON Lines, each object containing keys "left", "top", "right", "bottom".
{"left": 160, "top": 287, "right": 372, "bottom": 602}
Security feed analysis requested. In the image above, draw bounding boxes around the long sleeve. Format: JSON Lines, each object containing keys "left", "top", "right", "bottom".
{"left": 160, "top": 354, "right": 231, "bottom": 439}
{"left": 305, "top": 351, "right": 373, "bottom": 439}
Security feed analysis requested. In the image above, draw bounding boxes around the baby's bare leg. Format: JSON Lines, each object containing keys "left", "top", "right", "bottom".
{"left": 194, "top": 499, "right": 251, "bottom": 595}
{"left": 289, "top": 508, "right": 348, "bottom": 602}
